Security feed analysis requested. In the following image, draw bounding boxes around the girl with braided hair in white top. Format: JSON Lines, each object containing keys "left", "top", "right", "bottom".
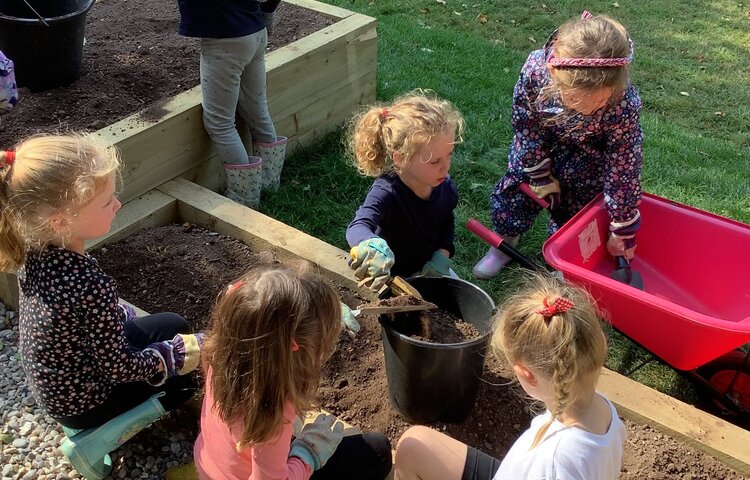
{"left": 393, "top": 273, "right": 626, "bottom": 480}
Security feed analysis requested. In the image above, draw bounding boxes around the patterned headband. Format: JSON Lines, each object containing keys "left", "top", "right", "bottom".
{"left": 546, "top": 11, "right": 634, "bottom": 68}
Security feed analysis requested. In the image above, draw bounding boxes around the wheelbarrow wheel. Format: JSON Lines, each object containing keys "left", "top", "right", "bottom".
{"left": 695, "top": 350, "right": 750, "bottom": 424}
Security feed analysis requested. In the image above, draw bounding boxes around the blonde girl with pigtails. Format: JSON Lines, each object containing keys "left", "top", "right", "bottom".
{"left": 394, "top": 273, "right": 626, "bottom": 480}
{"left": 346, "top": 90, "right": 465, "bottom": 291}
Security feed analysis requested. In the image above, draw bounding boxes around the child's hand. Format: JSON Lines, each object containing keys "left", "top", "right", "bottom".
{"left": 528, "top": 175, "right": 561, "bottom": 210}
{"left": 146, "top": 332, "right": 207, "bottom": 377}
{"left": 349, "top": 237, "right": 395, "bottom": 291}
{"left": 419, "top": 251, "right": 452, "bottom": 277}
{"left": 263, "top": 12, "right": 276, "bottom": 36}
{"left": 118, "top": 302, "right": 137, "bottom": 321}
{"left": 339, "top": 303, "right": 361, "bottom": 336}
{"left": 606, "top": 233, "right": 636, "bottom": 260}
{"left": 289, "top": 414, "right": 345, "bottom": 470}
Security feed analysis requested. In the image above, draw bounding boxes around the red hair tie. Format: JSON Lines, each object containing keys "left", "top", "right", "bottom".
{"left": 580, "top": 10, "right": 593, "bottom": 20}
{"left": 3, "top": 150, "right": 15, "bottom": 167}
{"left": 380, "top": 108, "right": 388, "bottom": 119}
{"left": 226, "top": 280, "right": 244, "bottom": 296}
{"left": 536, "top": 297, "right": 575, "bottom": 319}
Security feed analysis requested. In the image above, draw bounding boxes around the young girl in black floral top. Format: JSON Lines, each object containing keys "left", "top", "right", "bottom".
{"left": 0, "top": 134, "right": 204, "bottom": 430}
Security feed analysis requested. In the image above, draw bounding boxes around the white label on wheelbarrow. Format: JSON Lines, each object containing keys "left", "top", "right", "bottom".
{"left": 578, "top": 219, "right": 600, "bottom": 263}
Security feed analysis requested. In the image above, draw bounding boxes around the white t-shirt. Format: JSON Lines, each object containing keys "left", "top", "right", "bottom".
{"left": 494, "top": 394, "right": 626, "bottom": 480}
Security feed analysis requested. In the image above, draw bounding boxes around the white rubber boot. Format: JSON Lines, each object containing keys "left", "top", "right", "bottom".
{"left": 224, "top": 156, "right": 263, "bottom": 209}
{"left": 253, "top": 136, "right": 287, "bottom": 191}
{"left": 472, "top": 235, "right": 520, "bottom": 280}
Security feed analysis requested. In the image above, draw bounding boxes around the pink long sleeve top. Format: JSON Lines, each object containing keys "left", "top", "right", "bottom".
{"left": 194, "top": 369, "right": 312, "bottom": 480}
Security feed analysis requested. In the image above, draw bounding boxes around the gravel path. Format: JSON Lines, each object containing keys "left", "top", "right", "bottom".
{"left": 0, "top": 301, "right": 198, "bottom": 480}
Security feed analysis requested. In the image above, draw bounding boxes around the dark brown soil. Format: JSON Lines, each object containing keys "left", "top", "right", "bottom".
{"left": 92, "top": 224, "right": 750, "bottom": 479}
{"left": 409, "top": 309, "right": 482, "bottom": 344}
{"left": 0, "top": 0, "right": 334, "bottom": 148}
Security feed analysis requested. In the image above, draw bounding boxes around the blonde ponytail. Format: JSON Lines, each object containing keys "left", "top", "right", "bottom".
{"left": 347, "top": 89, "right": 464, "bottom": 177}
{"left": 491, "top": 273, "right": 607, "bottom": 448}
{"left": 0, "top": 134, "right": 120, "bottom": 270}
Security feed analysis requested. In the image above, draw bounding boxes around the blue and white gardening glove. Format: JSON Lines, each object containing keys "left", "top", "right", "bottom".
{"left": 419, "top": 251, "right": 452, "bottom": 277}
{"left": 524, "top": 158, "right": 560, "bottom": 210}
{"left": 146, "top": 332, "right": 207, "bottom": 378}
{"left": 349, "top": 237, "right": 395, "bottom": 291}
{"left": 339, "top": 303, "right": 361, "bottom": 336}
{"left": 289, "top": 414, "right": 345, "bottom": 470}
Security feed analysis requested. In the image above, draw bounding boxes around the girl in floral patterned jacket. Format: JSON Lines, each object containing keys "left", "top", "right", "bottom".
{"left": 474, "top": 12, "right": 644, "bottom": 279}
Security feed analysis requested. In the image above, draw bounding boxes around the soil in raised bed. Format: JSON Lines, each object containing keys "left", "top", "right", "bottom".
{"left": 92, "top": 224, "right": 749, "bottom": 480}
{"left": 0, "top": 0, "right": 334, "bottom": 148}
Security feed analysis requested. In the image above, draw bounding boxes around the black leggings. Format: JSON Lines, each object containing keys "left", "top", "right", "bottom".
{"left": 311, "top": 432, "right": 393, "bottom": 480}
{"left": 54, "top": 313, "right": 200, "bottom": 430}
{"left": 461, "top": 447, "right": 501, "bottom": 480}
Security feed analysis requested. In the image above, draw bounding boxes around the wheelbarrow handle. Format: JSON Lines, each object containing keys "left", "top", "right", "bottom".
{"left": 466, "top": 219, "right": 543, "bottom": 271}
{"left": 519, "top": 182, "right": 550, "bottom": 209}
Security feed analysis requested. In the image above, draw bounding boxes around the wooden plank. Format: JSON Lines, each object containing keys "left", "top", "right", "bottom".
{"left": 86, "top": 190, "right": 178, "bottom": 251}
{"left": 266, "top": 15, "right": 378, "bottom": 122}
{"left": 283, "top": 0, "right": 356, "bottom": 20}
{"left": 599, "top": 368, "right": 750, "bottom": 475}
{"left": 155, "top": 178, "right": 373, "bottom": 299}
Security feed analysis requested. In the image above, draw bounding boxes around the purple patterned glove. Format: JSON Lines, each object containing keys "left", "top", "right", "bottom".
{"left": 146, "top": 332, "right": 206, "bottom": 377}
{"left": 119, "top": 303, "right": 137, "bottom": 321}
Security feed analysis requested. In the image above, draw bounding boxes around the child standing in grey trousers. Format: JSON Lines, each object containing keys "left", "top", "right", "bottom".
{"left": 177, "top": 0, "right": 288, "bottom": 208}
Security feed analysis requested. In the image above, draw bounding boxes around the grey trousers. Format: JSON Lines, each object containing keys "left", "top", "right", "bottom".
{"left": 200, "top": 30, "right": 277, "bottom": 165}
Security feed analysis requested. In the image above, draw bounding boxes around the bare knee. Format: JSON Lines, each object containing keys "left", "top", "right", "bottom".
{"left": 395, "top": 426, "right": 467, "bottom": 480}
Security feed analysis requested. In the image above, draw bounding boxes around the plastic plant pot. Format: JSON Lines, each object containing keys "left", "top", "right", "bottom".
{"left": 379, "top": 276, "right": 495, "bottom": 424}
{"left": 0, "top": 0, "right": 95, "bottom": 91}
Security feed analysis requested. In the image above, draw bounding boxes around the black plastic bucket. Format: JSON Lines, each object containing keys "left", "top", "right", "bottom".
{"left": 0, "top": 0, "right": 95, "bottom": 91}
{"left": 380, "top": 277, "right": 495, "bottom": 424}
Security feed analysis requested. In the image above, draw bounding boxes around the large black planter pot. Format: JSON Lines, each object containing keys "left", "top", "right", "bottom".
{"left": 380, "top": 276, "right": 495, "bottom": 424}
{"left": 0, "top": 0, "right": 95, "bottom": 91}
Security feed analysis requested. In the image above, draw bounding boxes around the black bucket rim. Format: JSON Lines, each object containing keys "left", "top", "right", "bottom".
{"left": 380, "top": 320, "right": 492, "bottom": 349}
{"left": 379, "top": 276, "right": 495, "bottom": 349}
{"left": 0, "top": 0, "right": 95, "bottom": 25}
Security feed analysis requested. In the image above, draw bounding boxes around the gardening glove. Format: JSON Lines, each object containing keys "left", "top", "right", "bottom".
{"left": 349, "top": 237, "right": 395, "bottom": 292}
{"left": 607, "top": 211, "right": 641, "bottom": 260}
{"left": 607, "top": 233, "right": 637, "bottom": 260}
{"left": 288, "top": 414, "right": 344, "bottom": 470}
{"left": 119, "top": 302, "right": 137, "bottom": 321}
{"left": 524, "top": 157, "right": 560, "bottom": 210}
{"left": 419, "top": 251, "right": 452, "bottom": 277}
{"left": 339, "top": 303, "right": 361, "bottom": 335}
{"left": 263, "top": 11, "right": 276, "bottom": 36}
{"left": 528, "top": 175, "right": 561, "bottom": 210}
{"left": 146, "top": 332, "right": 207, "bottom": 378}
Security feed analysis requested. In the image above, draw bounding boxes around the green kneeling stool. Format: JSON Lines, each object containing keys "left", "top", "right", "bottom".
{"left": 60, "top": 393, "right": 166, "bottom": 480}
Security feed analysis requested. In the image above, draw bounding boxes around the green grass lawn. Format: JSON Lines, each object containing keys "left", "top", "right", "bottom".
{"left": 261, "top": 0, "right": 750, "bottom": 401}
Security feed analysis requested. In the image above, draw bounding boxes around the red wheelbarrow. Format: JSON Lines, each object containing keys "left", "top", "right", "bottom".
{"left": 468, "top": 192, "right": 750, "bottom": 422}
